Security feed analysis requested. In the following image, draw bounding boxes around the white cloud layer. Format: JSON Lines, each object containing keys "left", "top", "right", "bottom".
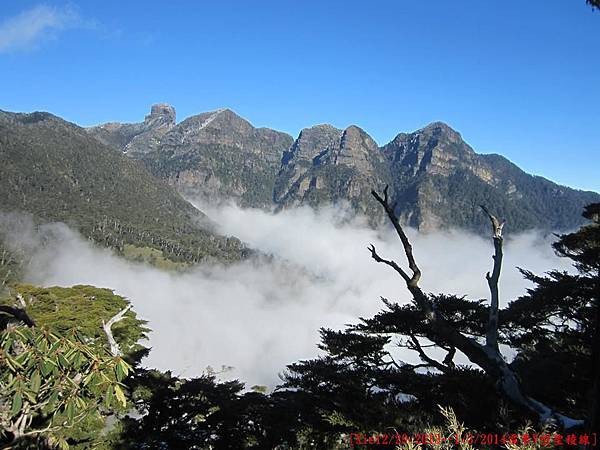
{"left": 1, "top": 204, "right": 572, "bottom": 388}
{"left": 0, "top": 4, "right": 81, "bottom": 53}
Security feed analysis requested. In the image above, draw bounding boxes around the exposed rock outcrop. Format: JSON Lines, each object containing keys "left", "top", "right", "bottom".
{"left": 87, "top": 106, "right": 600, "bottom": 234}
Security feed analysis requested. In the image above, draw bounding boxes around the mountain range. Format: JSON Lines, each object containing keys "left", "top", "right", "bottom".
{"left": 0, "top": 103, "right": 597, "bottom": 271}
{"left": 88, "top": 104, "right": 599, "bottom": 233}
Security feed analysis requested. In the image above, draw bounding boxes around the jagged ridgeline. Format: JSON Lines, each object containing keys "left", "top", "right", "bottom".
{"left": 0, "top": 110, "right": 248, "bottom": 265}
{"left": 89, "top": 105, "right": 599, "bottom": 234}
{"left": 89, "top": 104, "right": 294, "bottom": 208}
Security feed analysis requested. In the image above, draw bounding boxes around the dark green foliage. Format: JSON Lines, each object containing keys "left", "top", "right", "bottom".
{"left": 0, "top": 326, "right": 132, "bottom": 448}
{"left": 502, "top": 271, "right": 593, "bottom": 418}
{"left": 0, "top": 110, "right": 247, "bottom": 264}
{"left": 283, "top": 329, "right": 431, "bottom": 438}
{"left": 117, "top": 369, "right": 304, "bottom": 449}
{"left": 121, "top": 370, "right": 251, "bottom": 449}
{"left": 503, "top": 203, "right": 599, "bottom": 433}
{"left": 282, "top": 203, "right": 599, "bottom": 440}
{"left": 553, "top": 203, "right": 600, "bottom": 274}
{"left": 283, "top": 307, "right": 524, "bottom": 438}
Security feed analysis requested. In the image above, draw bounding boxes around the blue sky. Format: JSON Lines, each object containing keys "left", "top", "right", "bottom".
{"left": 1, "top": 1, "right": 598, "bottom": 192}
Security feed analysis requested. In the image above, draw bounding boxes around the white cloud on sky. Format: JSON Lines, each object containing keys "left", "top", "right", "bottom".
{"left": 0, "top": 4, "right": 82, "bottom": 53}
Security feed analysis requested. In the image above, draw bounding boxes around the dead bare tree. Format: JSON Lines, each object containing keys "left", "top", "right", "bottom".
{"left": 480, "top": 205, "right": 504, "bottom": 352}
{"left": 368, "top": 186, "right": 583, "bottom": 430}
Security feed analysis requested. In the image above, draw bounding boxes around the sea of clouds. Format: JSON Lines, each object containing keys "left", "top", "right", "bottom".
{"left": 1, "top": 204, "right": 572, "bottom": 388}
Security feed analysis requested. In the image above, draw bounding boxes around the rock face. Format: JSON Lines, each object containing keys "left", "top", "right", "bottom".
{"left": 88, "top": 103, "right": 176, "bottom": 157}
{"left": 275, "top": 124, "right": 391, "bottom": 224}
{"left": 380, "top": 122, "right": 495, "bottom": 229}
{"left": 146, "top": 103, "right": 176, "bottom": 127}
{"left": 88, "top": 106, "right": 600, "bottom": 234}
{"left": 276, "top": 121, "right": 599, "bottom": 232}
{"left": 89, "top": 105, "right": 293, "bottom": 208}
{"left": 380, "top": 122, "right": 600, "bottom": 232}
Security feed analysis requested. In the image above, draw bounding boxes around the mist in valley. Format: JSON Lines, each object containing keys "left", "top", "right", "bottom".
{"left": 1, "top": 204, "right": 572, "bottom": 388}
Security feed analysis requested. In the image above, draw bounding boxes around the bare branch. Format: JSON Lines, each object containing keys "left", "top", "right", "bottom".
{"left": 383, "top": 351, "right": 405, "bottom": 371}
{"left": 368, "top": 244, "right": 410, "bottom": 283}
{"left": 1, "top": 269, "right": 11, "bottom": 287}
{"left": 480, "top": 205, "right": 505, "bottom": 239}
{"left": 102, "top": 305, "right": 131, "bottom": 356}
{"left": 371, "top": 187, "right": 421, "bottom": 287}
{"left": 408, "top": 334, "right": 450, "bottom": 374}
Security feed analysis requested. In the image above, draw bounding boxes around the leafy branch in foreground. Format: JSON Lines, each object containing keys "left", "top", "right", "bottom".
{"left": 0, "top": 285, "right": 143, "bottom": 448}
{"left": 0, "top": 325, "right": 131, "bottom": 447}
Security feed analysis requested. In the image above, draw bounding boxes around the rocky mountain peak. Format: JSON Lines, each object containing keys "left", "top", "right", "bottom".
{"left": 285, "top": 125, "right": 343, "bottom": 163}
{"left": 275, "top": 122, "right": 390, "bottom": 223}
{"left": 333, "top": 125, "right": 385, "bottom": 176}
{"left": 145, "top": 103, "right": 176, "bottom": 128}
{"left": 133, "top": 107, "right": 293, "bottom": 207}
{"left": 341, "top": 125, "right": 378, "bottom": 152}
{"left": 297, "top": 124, "right": 342, "bottom": 142}
{"left": 206, "top": 108, "right": 253, "bottom": 132}
{"left": 86, "top": 104, "right": 176, "bottom": 154}
{"left": 418, "top": 121, "right": 464, "bottom": 145}
{"left": 176, "top": 108, "right": 254, "bottom": 137}
{"left": 383, "top": 120, "right": 477, "bottom": 172}
{"left": 421, "top": 120, "right": 457, "bottom": 132}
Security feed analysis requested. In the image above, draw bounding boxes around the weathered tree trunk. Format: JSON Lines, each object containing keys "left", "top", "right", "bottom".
{"left": 102, "top": 305, "right": 131, "bottom": 356}
{"left": 369, "top": 186, "right": 583, "bottom": 430}
{"left": 481, "top": 205, "right": 504, "bottom": 351}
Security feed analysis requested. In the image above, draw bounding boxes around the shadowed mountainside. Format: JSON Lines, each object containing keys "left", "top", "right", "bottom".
{"left": 0, "top": 110, "right": 248, "bottom": 265}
